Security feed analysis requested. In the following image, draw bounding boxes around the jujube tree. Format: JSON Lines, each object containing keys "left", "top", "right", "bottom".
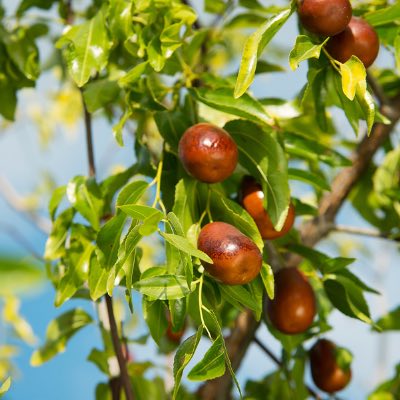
{"left": 1, "top": 0, "right": 400, "bottom": 399}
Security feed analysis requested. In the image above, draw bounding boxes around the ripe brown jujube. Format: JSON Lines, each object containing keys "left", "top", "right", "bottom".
{"left": 197, "top": 222, "right": 262, "bottom": 285}
{"left": 240, "top": 176, "right": 295, "bottom": 240}
{"left": 298, "top": 0, "right": 352, "bottom": 37}
{"left": 310, "top": 339, "right": 352, "bottom": 393}
{"left": 326, "top": 17, "right": 379, "bottom": 68}
{"left": 178, "top": 123, "right": 238, "bottom": 183}
{"left": 267, "top": 267, "right": 316, "bottom": 334}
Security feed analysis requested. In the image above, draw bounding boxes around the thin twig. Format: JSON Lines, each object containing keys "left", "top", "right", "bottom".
{"left": 367, "top": 72, "right": 389, "bottom": 106}
{"left": 105, "top": 296, "right": 134, "bottom": 400}
{"left": 81, "top": 92, "right": 134, "bottom": 400}
{"left": 0, "top": 176, "right": 51, "bottom": 234}
{"left": 331, "top": 224, "right": 400, "bottom": 242}
{"left": 253, "top": 338, "right": 321, "bottom": 400}
{"left": 0, "top": 223, "right": 44, "bottom": 261}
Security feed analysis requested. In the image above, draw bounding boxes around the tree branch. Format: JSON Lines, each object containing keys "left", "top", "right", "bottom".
{"left": 253, "top": 337, "right": 321, "bottom": 400}
{"left": 0, "top": 223, "right": 43, "bottom": 261}
{"left": 105, "top": 296, "right": 134, "bottom": 400}
{"left": 81, "top": 92, "right": 134, "bottom": 400}
{"left": 331, "top": 224, "right": 400, "bottom": 242}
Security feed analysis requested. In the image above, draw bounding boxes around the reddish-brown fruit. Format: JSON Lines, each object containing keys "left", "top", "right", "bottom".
{"left": 326, "top": 17, "right": 380, "bottom": 68}
{"left": 197, "top": 222, "right": 262, "bottom": 285}
{"left": 178, "top": 123, "right": 238, "bottom": 183}
{"left": 310, "top": 339, "right": 352, "bottom": 393}
{"left": 166, "top": 314, "right": 186, "bottom": 344}
{"left": 240, "top": 176, "right": 295, "bottom": 240}
{"left": 267, "top": 268, "right": 316, "bottom": 334}
{"left": 298, "top": 0, "right": 352, "bottom": 37}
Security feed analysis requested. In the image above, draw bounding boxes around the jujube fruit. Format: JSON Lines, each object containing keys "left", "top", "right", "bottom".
{"left": 166, "top": 313, "right": 186, "bottom": 344}
{"left": 326, "top": 17, "right": 379, "bottom": 68}
{"left": 240, "top": 176, "right": 295, "bottom": 240}
{"left": 298, "top": 0, "right": 352, "bottom": 37}
{"left": 197, "top": 222, "right": 262, "bottom": 285}
{"left": 178, "top": 123, "right": 238, "bottom": 183}
{"left": 267, "top": 267, "right": 316, "bottom": 334}
{"left": 310, "top": 339, "right": 352, "bottom": 393}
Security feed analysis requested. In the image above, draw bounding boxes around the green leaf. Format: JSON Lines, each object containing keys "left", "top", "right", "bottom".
{"left": 56, "top": 9, "right": 111, "bottom": 87}
{"left": 335, "top": 346, "right": 353, "bottom": 371}
{"left": 356, "top": 86, "right": 375, "bottom": 135}
{"left": 190, "top": 87, "right": 273, "bottom": 126}
{"left": 173, "top": 327, "right": 203, "bottom": 399}
{"left": 31, "top": 309, "right": 93, "bottom": 366}
{"left": 89, "top": 253, "right": 109, "bottom": 301}
{"left": 118, "top": 204, "right": 163, "bottom": 221}
{"left": 365, "top": 4, "right": 400, "bottom": 27}
{"left": 260, "top": 262, "right": 274, "bottom": 299}
{"left": 133, "top": 275, "right": 195, "bottom": 300}
{"left": 0, "top": 257, "right": 43, "bottom": 295}
{"left": 116, "top": 180, "right": 148, "bottom": 207}
{"left": 0, "top": 81, "right": 17, "bottom": 120}
{"left": 66, "top": 176, "right": 104, "bottom": 231}
{"left": 165, "top": 213, "right": 193, "bottom": 284}
{"left": 87, "top": 348, "right": 109, "bottom": 375}
{"left": 107, "top": 0, "right": 133, "bottom": 40}
{"left": 320, "top": 257, "right": 355, "bottom": 274}
{"left": 375, "top": 307, "right": 400, "bottom": 331}
{"left": 288, "top": 168, "right": 330, "bottom": 191}
{"left": 340, "top": 56, "right": 367, "bottom": 101}
{"left": 289, "top": 35, "right": 327, "bottom": 70}
{"left": 48, "top": 185, "right": 67, "bottom": 221}
{"left": 2, "top": 27, "right": 40, "bottom": 81}
{"left": 143, "top": 299, "right": 168, "bottom": 345}
{"left": 96, "top": 212, "right": 127, "bottom": 271}
{"left": 0, "top": 377, "right": 11, "bottom": 396}
{"left": 17, "top": 0, "right": 54, "bottom": 15}
{"left": 234, "top": 8, "right": 291, "bottom": 98}
{"left": 207, "top": 310, "right": 243, "bottom": 398}
{"left": 118, "top": 62, "right": 149, "bottom": 87}
{"left": 172, "top": 178, "right": 203, "bottom": 235}
{"left": 324, "top": 275, "right": 373, "bottom": 325}
{"left": 44, "top": 208, "right": 75, "bottom": 260}
{"left": 219, "top": 284, "right": 261, "bottom": 315}
{"left": 55, "top": 242, "right": 95, "bottom": 307}
{"left": 188, "top": 335, "right": 226, "bottom": 381}
{"left": 159, "top": 231, "right": 213, "bottom": 264}
{"left": 112, "top": 109, "right": 131, "bottom": 146}
{"left": 83, "top": 78, "right": 120, "bottom": 113}
{"left": 224, "top": 119, "right": 290, "bottom": 230}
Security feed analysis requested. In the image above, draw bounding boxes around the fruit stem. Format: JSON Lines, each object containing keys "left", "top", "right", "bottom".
{"left": 151, "top": 152, "right": 167, "bottom": 214}
{"left": 198, "top": 274, "right": 213, "bottom": 340}
{"left": 322, "top": 47, "right": 342, "bottom": 74}
{"left": 206, "top": 186, "right": 213, "bottom": 222}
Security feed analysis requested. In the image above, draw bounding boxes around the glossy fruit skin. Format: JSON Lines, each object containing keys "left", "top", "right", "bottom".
{"left": 178, "top": 123, "right": 238, "bottom": 183}
{"left": 326, "top": 17, "right": 379, "bottom": 68}
{"left": 267, "top": 268, "right": 316, "bottom": 334}
{"left": 197, "top": 222, "right": 262, "bottom": 285}
{"left": 298, "top": 0, "right": 352, "bottom": 37}
{"left": 240, "top": 176, "right": 295, "bottom": 240}
{"left": 310, "top": 339, "right": 352, "bottom": 393}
